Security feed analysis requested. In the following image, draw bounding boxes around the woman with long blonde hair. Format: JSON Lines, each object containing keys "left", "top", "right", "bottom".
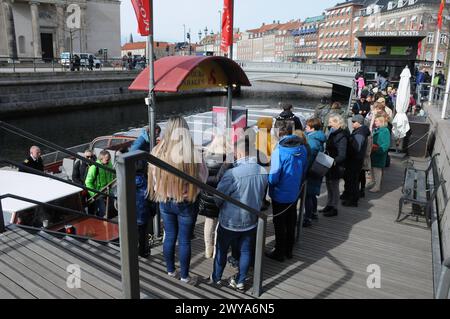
{"left": 149, "top": 116, "right": 207, "bottom": 284}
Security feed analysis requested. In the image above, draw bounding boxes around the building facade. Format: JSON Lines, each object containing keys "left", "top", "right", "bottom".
{"left": 359, "top": 0, "right": 449, "bottom": 69}
{"left": 318, "top": 2, "right": 364, "bottom": 62}
{"left": 293, "top": 15, "right": 324, "bottom": 63}
{"left": 275, "top": 20, "right": 301, "bottom": 62}
{"left": 0, "top": 0, "right": 121, "bottom": 61}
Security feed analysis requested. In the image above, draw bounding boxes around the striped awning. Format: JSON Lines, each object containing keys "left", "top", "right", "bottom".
{"left": 399, "top": 17, "right": 406, "bottom": 23}
{"left": 353, "top": 17, "right": 360, "bottom": 22}
{"left": 389, "top": 19, "right": 396, "bottom": 25}
{"left": 353, "top": 27, "right": 359, "bottom": 34}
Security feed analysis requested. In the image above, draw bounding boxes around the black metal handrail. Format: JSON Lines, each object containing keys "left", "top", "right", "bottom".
{"left": 0, "top": 159, "right": 116, "bottom": 200}
{"left": 116, "top": 150, "right": 269, "bottom": 299}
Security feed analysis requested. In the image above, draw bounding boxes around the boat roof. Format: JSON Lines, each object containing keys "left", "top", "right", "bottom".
{"left": 0, "top": 170, "right": 83, "bottom": 214}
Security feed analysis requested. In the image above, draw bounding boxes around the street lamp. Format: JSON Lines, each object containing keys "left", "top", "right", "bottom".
{"left": 187, "top": 29, "right": 191, "bottom": 55}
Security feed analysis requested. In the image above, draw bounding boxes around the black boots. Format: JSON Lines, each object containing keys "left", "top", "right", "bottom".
{"left": 323, "top": 208, "right": 338, "bottom": 217}
{"left": 319, "top": 205, "right": 333, "bottom": 213}
{"left": 138, "top": 224, "right": 150, "bottom": 258}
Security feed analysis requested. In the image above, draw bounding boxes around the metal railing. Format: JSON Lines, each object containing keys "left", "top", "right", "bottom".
{"left": 239, "top": 60, "right": 359, "bottom": 74}
{"left": 417, "top": 82, "right": 447, "bottom": 105}
{"left": 0, "top": 56, "right": 149, "bottom": 73}
{"left": 116, "top": 150, "right": 270, "bottom": 298}
{"left": 0, "top": 120, "right": 309, "bottom": 299}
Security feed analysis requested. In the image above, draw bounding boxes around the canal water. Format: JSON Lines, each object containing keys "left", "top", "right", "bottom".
{"left": 1, "top": 81, "right": 330, "bottom": 162}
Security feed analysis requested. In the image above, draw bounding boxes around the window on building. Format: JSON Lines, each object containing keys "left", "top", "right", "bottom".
{"left": 440, "top": 33, "right": 448, "bottom": 45}
{"left": 18, "top": 36, "right": 25, "bottom": 54}
{"left": 427, "top": 32, "right": 434, "bottom": 44}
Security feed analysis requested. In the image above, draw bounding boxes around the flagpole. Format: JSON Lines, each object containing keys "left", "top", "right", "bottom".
{"left": 147, "top": 0, "right": 156, "bottom": 149}
{"left": 226, "top": 0, "right": 234, "bottom": 130}
{"left": 429, "top": 28, "right": 440, "bottom": 102}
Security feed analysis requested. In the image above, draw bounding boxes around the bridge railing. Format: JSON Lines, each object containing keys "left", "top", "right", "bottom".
{"left": 237, "top": 61, "right": 359, "bottom": 74}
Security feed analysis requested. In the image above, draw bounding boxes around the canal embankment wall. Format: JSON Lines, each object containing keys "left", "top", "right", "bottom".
{"left": 427, "top": 105, "right": 450, "bottom": 260}
{"left": 0, "top": 71, "right": 227, "bottom": 117}
{"left": 0, "top": 71, "right": 146, "bottom": 116}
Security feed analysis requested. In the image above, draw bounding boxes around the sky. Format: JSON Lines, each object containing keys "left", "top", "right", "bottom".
{"left": 120, "top": 0, "right": 340, "bottom": 44}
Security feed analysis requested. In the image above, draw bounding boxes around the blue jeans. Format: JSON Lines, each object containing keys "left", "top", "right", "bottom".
{"left": 212, "top": 224, "right": 256, "bottom": 284}
{"left": 160, "top": 201, "right": 196, "bottom": 279}
{"left": 95, "top": 196, "right": 106, "bottom": 217}
{"left": 305, "top": 194, "right": 317, "bottom": 222}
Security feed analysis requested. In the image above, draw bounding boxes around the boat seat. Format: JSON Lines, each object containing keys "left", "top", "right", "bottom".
{"left": 60, "top": 158, "right": 74, "bottom": 180}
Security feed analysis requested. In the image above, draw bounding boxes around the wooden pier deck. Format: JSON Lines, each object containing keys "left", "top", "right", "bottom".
{"left": 0, "top": 157, "right": 433, "bottom": 299}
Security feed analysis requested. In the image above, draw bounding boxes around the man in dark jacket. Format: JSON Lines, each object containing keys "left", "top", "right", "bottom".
{"left": 276, "top": 102, "right": 303, "bottom": 131}
{"left": 72, "top": 149, "right": 95, "bottom": 185}
{"left": 352, "top": 93, "right": 371, "bottom": 117}
{"left": 20, "top": 145, "right": 44, "bottom": 172}
{"left": 266, "top": 124, "right": 308, "bottom": 261}
{"left": 341, "top": 115, "right": 370, "bottom": 207}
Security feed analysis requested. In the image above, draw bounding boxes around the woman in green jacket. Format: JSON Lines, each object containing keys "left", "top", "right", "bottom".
{"left": 370, "top": 115, "right": 391, "bottom": 193}
{"left": 85, "top": 150, "right": 115, "bottom": 217}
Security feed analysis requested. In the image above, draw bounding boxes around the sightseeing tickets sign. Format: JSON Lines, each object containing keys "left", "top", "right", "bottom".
{"left": 131, "top": 0, "right": 151, "bottom": 36}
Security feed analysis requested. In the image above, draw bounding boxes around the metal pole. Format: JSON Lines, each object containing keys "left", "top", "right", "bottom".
{"left": 225, "top": 1, "right": 234, "bottom": 130}
{"left": 0, "top": 199, "right": 5, "bottom": 233}
{"left": 441, "top": 57, "right": 450, "bottom": 119}
{"left": 252, "top": 216, "right": 266, "bottom": 297}
{"left": 146, "top": 0, "right": 159, "bottom": 236}
{"left": 116, "top": 151, "right": 142, "bottom": 299}
{"left": 430, "top": 28, "right": 441, "bottom": 102}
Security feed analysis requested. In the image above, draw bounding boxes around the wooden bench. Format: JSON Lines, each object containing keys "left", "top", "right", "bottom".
{"left": 397, "top": 153, "right": 445, "bottom": 227}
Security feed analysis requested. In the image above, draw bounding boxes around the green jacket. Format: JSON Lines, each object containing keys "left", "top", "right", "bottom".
{"left": 85, "top": 160, "right": 115, "bottom": 197}
{"left": 371, "top": 127, "right": 390, "bottom": 168}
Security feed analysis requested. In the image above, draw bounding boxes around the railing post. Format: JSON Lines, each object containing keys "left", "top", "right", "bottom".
{"left": 33, "top": 57, "right": 36, "bottom": 72}
{"left": 252, "top": 215, "right": 267, "bottom": 297}
{"left": 436, "top": 258, "right": 450, "bottom": 299}
{"left": 0, "top": 199, "right": 5, "bottom": 233}
{"left": 12, "top": 57, "right": 15, "bottom": 73}
{"left": 116, "top": 151, "right": 141, "bottom": 299}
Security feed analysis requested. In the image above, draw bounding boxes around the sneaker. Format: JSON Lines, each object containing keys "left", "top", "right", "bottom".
{"left": 229, "top": 277, "right": 245, "bottom": 292}
{"left": 180, "top": 275, "right": 198, "bottom": 286}
{"left": 207, "top": 275, "right": 222, "bottom": 286}
{"left": 167, "top": 270, "right": 178, "bottom": 279}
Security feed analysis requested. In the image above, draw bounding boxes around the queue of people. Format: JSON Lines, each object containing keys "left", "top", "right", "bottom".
{"left": 20, "top": 94, "right": 392, "bottom": 292}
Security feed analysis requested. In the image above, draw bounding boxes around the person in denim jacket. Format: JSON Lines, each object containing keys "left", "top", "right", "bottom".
{"left": 211, "top": 136, "right": 268, "bottom": 291}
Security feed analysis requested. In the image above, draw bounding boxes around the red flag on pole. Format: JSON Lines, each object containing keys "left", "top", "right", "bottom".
{"left": 131, "top": 0, "right": 151, "bottom": 36}
{"left": 438, "top": 0, "right": 445, "bottom": 30}
{"left": 220, "top": 0, "right": 234, "bottom": 52}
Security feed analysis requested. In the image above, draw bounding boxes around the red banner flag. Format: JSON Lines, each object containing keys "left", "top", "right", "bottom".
{"left": 438, "top": 0, "right": 445, "bottom": 30}
{"left": 220, "top": 0, "right": 234, "bottom": 53}
{"left": 131, "top": 0, "right": 151, "bottom": 36}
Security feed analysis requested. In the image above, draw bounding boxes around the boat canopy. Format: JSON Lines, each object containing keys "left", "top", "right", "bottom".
{"left": 0, "top": 170, "right": 82, "bottom": 216}
{"left": 128, "top": 55, "right": 251, "bottom": 93}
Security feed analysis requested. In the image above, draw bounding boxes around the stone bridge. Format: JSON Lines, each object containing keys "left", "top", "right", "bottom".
{"left": 240, "top": 61, "right": 360, "bottom": 99}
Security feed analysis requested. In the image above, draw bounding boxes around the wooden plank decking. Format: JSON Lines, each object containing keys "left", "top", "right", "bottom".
{"left": 0, "top": 157, "right": 433, "bottom": 298}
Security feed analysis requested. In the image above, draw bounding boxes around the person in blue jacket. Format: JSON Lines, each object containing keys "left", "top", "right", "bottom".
{"left": 266, "top": 123, "right": 308, "bottom": 261}
{"left": 304, "top": 118, "right": 327, "bottom": 227}
{"left": 129, "top": 125, "right": 161, "bottom": 257}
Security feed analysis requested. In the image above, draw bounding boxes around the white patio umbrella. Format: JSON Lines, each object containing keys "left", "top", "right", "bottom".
{"left": 392, "top": 66, "right": 411, "bottom": 139}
